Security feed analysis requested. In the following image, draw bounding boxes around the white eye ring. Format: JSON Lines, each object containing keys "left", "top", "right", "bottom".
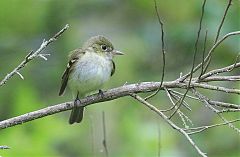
{"left": 101, "top": 44, "right": 107, "bottom": 51}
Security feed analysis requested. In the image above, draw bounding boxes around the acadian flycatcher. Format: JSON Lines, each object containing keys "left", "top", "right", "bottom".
{"left": 59, "top": 35, "right": 123, "bottom": 124}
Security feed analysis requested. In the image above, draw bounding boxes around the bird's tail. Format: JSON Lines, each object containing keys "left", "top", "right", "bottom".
{"left": 69, "top": 106, "right": 84, "bottom": 124}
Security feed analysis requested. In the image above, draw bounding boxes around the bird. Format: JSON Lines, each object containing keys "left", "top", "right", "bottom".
{"left": 59, "top": 35, "right": 124, "bottom": 124}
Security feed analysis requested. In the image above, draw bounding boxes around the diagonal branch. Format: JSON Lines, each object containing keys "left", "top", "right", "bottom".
{"left": 191, "top": 89, "right": 240, "bottom": 134}
{"left": 184, "top": 118, "right": 240, "bottom": 135}
{"left": 179, "top": 31, "right": 240, "bottom": 82}
{"left": 0, "top": 24, "right": 69, "bottom": 87}
{"left": 199, "top": 62, "right": 240, "bottom": 80}
{"left": 130, "top": 93, "right": 207, "bottom": 157}
{"left": 214, "top": 0, "right": 233, "bottom": 44}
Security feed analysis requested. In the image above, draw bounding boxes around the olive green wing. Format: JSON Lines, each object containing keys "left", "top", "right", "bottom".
{"left": 59, "top": 49, "right": 84, "bottom": 96}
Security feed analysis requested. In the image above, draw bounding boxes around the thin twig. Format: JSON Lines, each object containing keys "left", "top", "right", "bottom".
{"left": 145, "top": 0, "right": 166, "bottom": 100}
{"left": 214, "top": 0, "right": 233, "bottom": 43}
{"left": 169, "top": 92, "right": 192, "bottom": 111}
{"left": 169, "top": 90, "right": 199, "bottom": 101}
{"left": 170, "top": 89, "right": 239, "bottom": 108}
{"left": 102, "top": 111, "right": 108, "bottom": 157}
{"left": 208, "top": 100, "right": 239, "bottom": 109}
{"left": 165, "top": 88, "right": 193, "bottom": 128}
{"left": 228, "top": 53, "right": 240, "bottom": 71}
{"left": 203, "top": 0, "right": 233, "bottom": 73}
{"left": 192, "top": 82, "right": 240, "bottom": 94}
{"left": 179, "top": 31, "right": 240, "bottom": 81}
{"left": 199, "top": 30, "right": 208, "bottom": 78}
{"left": 0, "top": 24, "right": 69, "bottom": 87}
{"left": 191, "top": 89, "right": 240, "bottom": 134}
{"left": 169, "top": 0, "right": 207, "bottom": 119}
{"left": 181, "top": 0, "right": 206, "bottom": 82}
{"left": 130, "top": 93, "right": 207, "bottom": 157}
{"left": 185, "top": 119, "right": 240, "bottom": 135}
{"left": 200, "top": 75, "right": 240, "bottom": 82}
{"left": 200, "top": 62, "right": 240, "bottom": 80}
{"left": 216, "top": 109, "right": 240, "bottom": 113}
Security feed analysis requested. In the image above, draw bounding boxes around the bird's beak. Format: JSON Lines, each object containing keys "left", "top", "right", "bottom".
{"left": 112, "top": 50, "right": 124, "bottom": 55}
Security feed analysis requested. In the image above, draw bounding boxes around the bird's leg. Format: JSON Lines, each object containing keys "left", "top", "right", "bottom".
{"left": 74, "top": 91, "right": 81, "bottom": 106}
{"left": 98, "top": 89, "right": 104, "bottom": 98}
{"left": 69, "top": 91, "right": 84, "bottom": 124}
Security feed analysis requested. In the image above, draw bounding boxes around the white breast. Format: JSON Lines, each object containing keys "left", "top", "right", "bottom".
{"left": 68, "top": 52, "right": 112, "bottom": 96}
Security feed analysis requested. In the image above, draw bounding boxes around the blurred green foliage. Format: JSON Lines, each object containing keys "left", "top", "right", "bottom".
{"left": 0, "top": 0, "right": 239, "bottom": 157}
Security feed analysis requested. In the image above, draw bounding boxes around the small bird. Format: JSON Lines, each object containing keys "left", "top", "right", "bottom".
{"left": 59, "top": 35, "right": 124, "bottom": 124}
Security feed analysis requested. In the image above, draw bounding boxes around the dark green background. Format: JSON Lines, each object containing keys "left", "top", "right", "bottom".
{"left": 0, "top": 0, "right": 239, "bottom": 157}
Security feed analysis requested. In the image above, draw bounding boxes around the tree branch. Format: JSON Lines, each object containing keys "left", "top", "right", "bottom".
{"left": 1, "top": 78, "right": 239, "bottom": 130}
{"left": 184, "top": 119, "right": 240, "bottom": 135}
{"left": 0, "top": 24, "right": 69, "bottom": 87}
{"left": 130, "top": 93, "right": 207, "bottom": 157}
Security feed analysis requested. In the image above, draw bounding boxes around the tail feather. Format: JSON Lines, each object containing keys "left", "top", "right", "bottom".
{"left": 69, "top": 106, "right": 84, "bottom": 124}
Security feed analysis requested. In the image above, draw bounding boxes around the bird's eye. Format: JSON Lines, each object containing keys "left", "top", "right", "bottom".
{"left": 101, "top": 45, "right": 107, "bottom": 51}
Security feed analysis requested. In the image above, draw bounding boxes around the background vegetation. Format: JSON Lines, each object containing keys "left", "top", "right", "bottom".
{"left": 0, "top": 0, "right": 239, "bottom": 157}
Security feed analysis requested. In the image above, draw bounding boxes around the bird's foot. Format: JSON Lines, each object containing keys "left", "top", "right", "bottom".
{"left": 74, "top": 98, "right": 81, "bottom": 107}
{"left": 98, "top": 89, "right": 104, "bottom": 98}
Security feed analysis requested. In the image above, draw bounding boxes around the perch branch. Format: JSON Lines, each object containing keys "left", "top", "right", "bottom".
{"left": 0, "top": 79, "right": 239, "bottom": 130}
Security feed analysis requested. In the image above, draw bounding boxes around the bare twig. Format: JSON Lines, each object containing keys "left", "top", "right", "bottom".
{"left": 191, "top": 89, "right": 240, "bottom": 134}
{"left": 200, "top": 62, "right": 240, "bottom": 80}
{"left": 179, "top": 31, "right": 240, "bottom": 82}
{"left": 208, "top": 100, "right": 239, "bottom": 109}
{"left": 185, "top": 119, "right": 240, "bottom": 135}
{"left": 169, "top": 90, "right": 199, "bottom": 101}
{"left": 0, "top": 24, "right": 69, "bottom": 87}
{"left": 165, "top": 88, "right": 193, "bottom": 128}
{"left": 130, "top": 93, "right": 207, "bottom": 157}
{"left": 228, "top": 53, "right": 240, "bottom": 71}
{"left": 192, "top": 82, "right": 240, "bottom": 94}
{"left": 203, "top": 0, "right": 233, "bottom": 73}
{"left": 200, "top": 75, "right": 240, "bottom": 82}
{"left": 169, "top": 0, "right": 207, "bottom": 119}
{"left": 102, "top": 111, "right": 109, "bottom": 157}
{"left": 144, "top": 0, "right": 166, "bottom": 100}
{"left": 169, "top": 91, "right": 192, "bottom": 111}
{"left": 216, "top": 109, "right": 240, "bottom": 113}
{"left": 199, "top": 30, "right": 208, "bottom": 78}
{"left": 170, "top": 89, "right": 239, "bottom": 108}
{"left": 214, "top": 0, "right": 233, "bottom": 43}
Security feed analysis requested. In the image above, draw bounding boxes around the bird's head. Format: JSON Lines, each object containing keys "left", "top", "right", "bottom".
{"left": 83, "top": 35, "right": 124, "bottom": 59}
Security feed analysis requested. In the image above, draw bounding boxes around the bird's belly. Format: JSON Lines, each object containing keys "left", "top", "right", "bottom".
{"left": 68, "top": 58, "right": 111, "bottom": 95}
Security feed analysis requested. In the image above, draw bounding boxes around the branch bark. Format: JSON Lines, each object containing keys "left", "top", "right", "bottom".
{"left": 0, "top": 80, "right": 239, "bottom": 130}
